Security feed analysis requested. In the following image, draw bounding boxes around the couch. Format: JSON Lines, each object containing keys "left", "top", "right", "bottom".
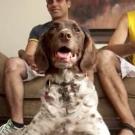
{"left": 0, "top": 51, "right": 135, "bottom": 133}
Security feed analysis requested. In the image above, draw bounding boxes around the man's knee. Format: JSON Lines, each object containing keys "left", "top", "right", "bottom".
{"left": 5, "top": 57, "right": 26, "bottom": 74}
{"left": 97, "top": 50, "right": 115, "bottom": 63}
{"left": 97, "top": 50, "right": 119, "bottom": 72}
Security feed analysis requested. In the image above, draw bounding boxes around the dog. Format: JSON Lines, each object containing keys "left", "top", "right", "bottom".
{"left": 11, "top": 20, "right": 110, "bottom": 135}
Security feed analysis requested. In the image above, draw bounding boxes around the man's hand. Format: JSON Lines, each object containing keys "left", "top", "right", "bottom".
{"left": 25, "top": 55, "right": 38, "bottom": 71}
{"left": 18, "top": 49, "right": 38, "bottom": 71}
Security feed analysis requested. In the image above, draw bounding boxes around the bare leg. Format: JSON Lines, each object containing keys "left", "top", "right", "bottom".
{"left": 97, "top": 50, "right": 135, "bottom": 135}
{"left": 4, "top": 57, "right": 28, "bottom": 124}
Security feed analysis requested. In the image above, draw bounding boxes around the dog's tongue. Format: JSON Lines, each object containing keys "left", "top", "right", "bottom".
{"left": 56, "top": 52, "right": 72, "bottom": 60}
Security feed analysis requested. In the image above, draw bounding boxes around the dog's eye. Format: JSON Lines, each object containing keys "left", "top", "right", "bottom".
{"left": 73, "top": 24, "right": 80, "bottom": 32}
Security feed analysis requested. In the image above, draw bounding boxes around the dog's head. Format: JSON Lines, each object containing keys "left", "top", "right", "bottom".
{"left": 35, "top": 20, "right": 96, "bottom": 73}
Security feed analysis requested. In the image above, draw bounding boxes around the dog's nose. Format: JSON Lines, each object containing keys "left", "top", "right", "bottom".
{"left": 59, "top": 31, "right": 72, "bottom": 42}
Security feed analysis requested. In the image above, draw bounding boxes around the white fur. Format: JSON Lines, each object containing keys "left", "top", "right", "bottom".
{"left": 12, "top": 70, "right": 110, "bottom": 135}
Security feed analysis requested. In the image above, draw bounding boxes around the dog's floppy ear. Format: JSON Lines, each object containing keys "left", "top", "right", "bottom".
{"left": 35, "top": 34, "right": 49, "bottom": 73}
{"left": 80, "top": 29, "right": 97, "bottom": 72}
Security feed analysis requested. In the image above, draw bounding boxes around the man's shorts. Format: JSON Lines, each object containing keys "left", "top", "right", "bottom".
{"left": 24, "top": 62, "right": 44, "bottom": 82}
{"left": 118, "top": 56, "right": 135, "bottom": 78}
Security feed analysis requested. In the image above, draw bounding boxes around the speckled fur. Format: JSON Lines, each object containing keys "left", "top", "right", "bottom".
{"left": 10, "top": 20, "right": 110, "bottom": 135}
{"left": 11, "top": 70, "right": 110, "bottom": 135}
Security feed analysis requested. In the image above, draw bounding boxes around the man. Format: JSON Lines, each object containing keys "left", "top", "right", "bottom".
{"left": 0, "top": 0, "right": 71, "bottom": 134}
{"left": 0, "top": 0, "right": 134, "bottom": 134}
{"left": 97, "top": 10, "right": 135, "bottom": 135}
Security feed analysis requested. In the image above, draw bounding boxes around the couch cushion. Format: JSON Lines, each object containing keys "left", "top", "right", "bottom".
{"left": 23, "top": 77, "right": 45, "bottom": 98}
{"left": 123, "top": 77, "right": 135, "bottom": 96}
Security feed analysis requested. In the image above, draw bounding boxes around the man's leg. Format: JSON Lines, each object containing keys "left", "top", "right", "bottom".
{"left": 5, "top": 57, "right": 28, "bottom": 123}
{"left": 0, "top": 57, "right": 28, "bottom": 134}
{"left": 97, "top": 50, "right": 135, "bottom": 135}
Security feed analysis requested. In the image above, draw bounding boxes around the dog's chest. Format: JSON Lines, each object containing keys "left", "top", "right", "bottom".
{"left": 41, "top": 71, "right": 98, "bottom": 115}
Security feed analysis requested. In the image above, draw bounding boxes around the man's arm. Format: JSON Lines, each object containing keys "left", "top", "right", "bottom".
{"left": 19, "top": 40, "right": 39, "bottom": 71}
{"left": 103, "top": 42, "right": 135, "bottom": 57}
{"left": 104, "top": 13, "right": 135, "bottom": 57}
{"left": 109, "top": 13, "right": 128, "bottom": 45}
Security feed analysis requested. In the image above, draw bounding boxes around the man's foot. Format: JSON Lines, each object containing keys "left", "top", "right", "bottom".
{"left": 0, "top": 119, "right": 21, "bottom": 135}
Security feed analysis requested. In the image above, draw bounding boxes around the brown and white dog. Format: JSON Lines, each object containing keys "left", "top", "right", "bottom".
{"left": 12, "top": 20, "right": 110, "bottom": 135}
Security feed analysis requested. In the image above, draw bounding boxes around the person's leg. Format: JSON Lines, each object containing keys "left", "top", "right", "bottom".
{"left": 4, "top": 57, "right": 28, "bottom": 124}
{"left": 0, "top": 57, "right": 28, "bottom": 134}
{"left": 97, "top": 50, "right": 135, "bottom": 135}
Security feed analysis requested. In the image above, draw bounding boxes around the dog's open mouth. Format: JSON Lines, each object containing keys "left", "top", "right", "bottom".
{"left": 55, "top": 46, "right": 76, "bottom": 62}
